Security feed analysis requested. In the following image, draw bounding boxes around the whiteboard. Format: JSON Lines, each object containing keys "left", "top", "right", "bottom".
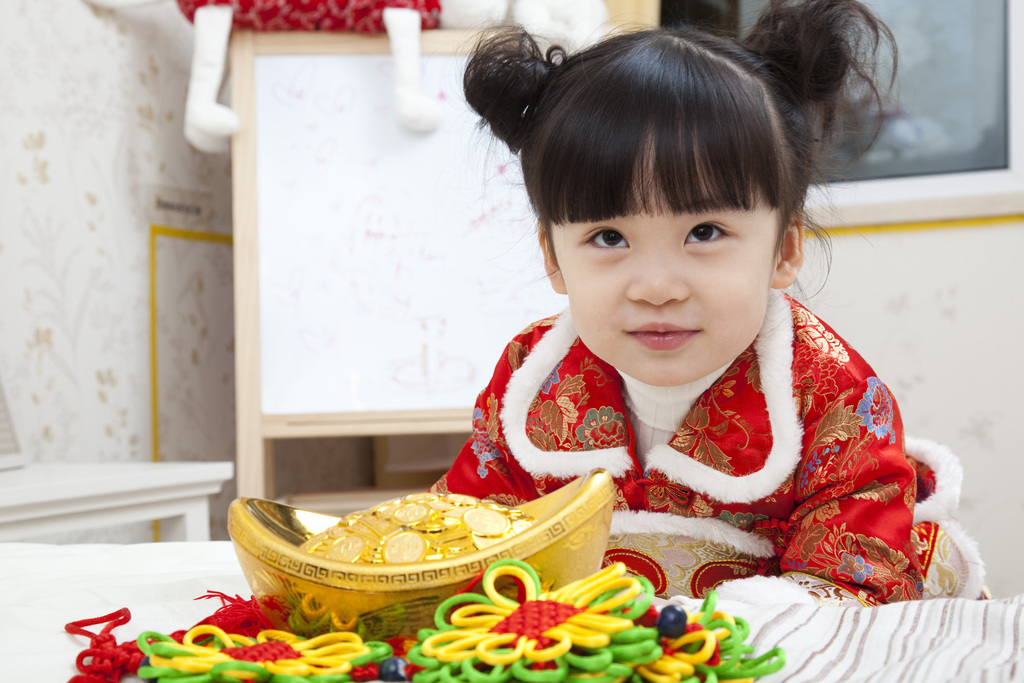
{"left": 254, "top": 49, "right": 566, "bottom": 415}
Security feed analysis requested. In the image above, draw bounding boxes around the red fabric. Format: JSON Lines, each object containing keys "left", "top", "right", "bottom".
{"left": 433, "top": 297, "right": 926, "bottom": 605}
{"left": 176, "top": 0, "right": 441, "bottom": 33}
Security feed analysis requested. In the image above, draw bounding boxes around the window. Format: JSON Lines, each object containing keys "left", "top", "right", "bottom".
{"left": 655, "top": 0, "right": 1021, "bottom": 226}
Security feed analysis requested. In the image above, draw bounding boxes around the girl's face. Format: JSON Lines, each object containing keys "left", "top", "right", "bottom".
{"left": 541, "top": 209, "right": 804, "bottom": 387}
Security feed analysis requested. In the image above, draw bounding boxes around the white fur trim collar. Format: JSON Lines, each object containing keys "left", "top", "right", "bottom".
{"left": 499, "top": 308, "right": 633, "bottom": 479}
{"left": 645, "top": 293, "right": 804, "bottom": 503}
{"left": 500, "top": 295, "right": 804, "bottom": 498}
{"left": 905, "top": 436, "right": 963, "bottom": 524}
{"left": 610, "top": 509, "right": 776, "bottom": 558}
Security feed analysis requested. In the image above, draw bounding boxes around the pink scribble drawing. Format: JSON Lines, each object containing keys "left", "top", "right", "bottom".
{"left": 314, "top": 85, "right": 355, "bottom": 117}
{"left": 389, "top": 318, "right": 476, "bottom": 393}
{"left": 271, "top": 269, "right": 304, "bottom": 308}
{"left": 315, "top": 137, "right": 337, "bottom": 164}
{"left": 298, "top": 327, "right": 338, "bottom": 355}
{"left": 468, "top": 197, "right": 518, "bottom": 231}
{"left": 272, "top": 59, "right": 317, "bottom": 108}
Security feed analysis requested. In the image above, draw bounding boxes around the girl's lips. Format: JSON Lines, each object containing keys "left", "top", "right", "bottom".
{"left": 628, "top": 329, "right": 696, "bottom": 351}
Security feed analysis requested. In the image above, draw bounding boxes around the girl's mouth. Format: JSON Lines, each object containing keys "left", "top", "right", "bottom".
{"left": 628, "top": 328, "right": 696, "bottom": 351}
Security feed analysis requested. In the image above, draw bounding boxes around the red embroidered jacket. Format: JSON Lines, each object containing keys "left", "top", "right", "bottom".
{"left": 433, "top": 294, "right": 937, "bottom": 605}
{"left": 177, "top": 0, "right": 440, "bottom": 33}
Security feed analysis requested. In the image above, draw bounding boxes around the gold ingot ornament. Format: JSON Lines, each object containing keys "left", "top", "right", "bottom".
{"left": 228, "top": 469, "right": 616, "bottom": 642}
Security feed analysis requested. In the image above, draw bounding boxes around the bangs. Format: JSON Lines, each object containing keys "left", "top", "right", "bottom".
{"left": 523, "top": 31, "right": 792, "bottom": 226}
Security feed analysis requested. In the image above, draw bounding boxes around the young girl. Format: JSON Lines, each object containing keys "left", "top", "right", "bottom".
{"left": 432, "top": 0, "right": 983, "bottom": 606}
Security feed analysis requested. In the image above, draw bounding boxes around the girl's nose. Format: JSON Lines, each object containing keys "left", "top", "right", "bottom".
{"left": 625, "top": 256, "right": 691, "bottom": 306}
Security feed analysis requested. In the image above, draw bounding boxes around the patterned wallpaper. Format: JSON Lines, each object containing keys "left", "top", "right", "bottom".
{"left": 0, "top": 0, "right": 234, "bottom": 541}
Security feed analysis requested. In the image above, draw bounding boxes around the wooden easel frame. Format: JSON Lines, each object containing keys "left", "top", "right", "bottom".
{"left": 229, "top": 4, "right": 661, "bottom": 499}
{"left": 230, "top": 30, "right": 484, "bottom": 499}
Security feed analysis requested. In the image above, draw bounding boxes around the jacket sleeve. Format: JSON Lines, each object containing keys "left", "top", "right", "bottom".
{"left": 780, "top": 375, "right": 924, "bottom": 605}
{"left": 430, "top": 328, "right": 549, "bottom": 506}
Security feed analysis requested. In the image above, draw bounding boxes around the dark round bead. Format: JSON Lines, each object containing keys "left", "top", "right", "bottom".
{"left": 656, "top": 604, "right": 689, "bottom": 639}
{"left": 379, "top": 656, "right": 409, "bottom": 681}
{"left": 138, "top": 656, "right": 156, "bottom": 683}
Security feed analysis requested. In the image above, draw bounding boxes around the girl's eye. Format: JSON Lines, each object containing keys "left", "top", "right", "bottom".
{"left": 590, "top": 229, "right": 627, "bottom": 248}
{"left": 686, "top": 223, "right": 723, "bottom": 243}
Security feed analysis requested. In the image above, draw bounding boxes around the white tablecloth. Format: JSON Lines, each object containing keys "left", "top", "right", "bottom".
{"left": 2, "top": 542, "right": 1022, "bottom": 682}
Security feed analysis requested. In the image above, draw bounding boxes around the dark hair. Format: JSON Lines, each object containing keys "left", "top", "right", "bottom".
{"left": 463, "top": 0, "right": 895, "bottom": 249}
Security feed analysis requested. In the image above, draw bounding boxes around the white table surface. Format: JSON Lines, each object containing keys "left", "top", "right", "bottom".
{"left": 3, "top": 541, "right": 1024, "bottom": 682}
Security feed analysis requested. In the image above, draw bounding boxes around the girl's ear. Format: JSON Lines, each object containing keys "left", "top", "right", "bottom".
{"left": 539, "top": 228, "right": 568, "bottom": 295}
{"left": 771, "top": 221, "right": 805, "bottom": 289}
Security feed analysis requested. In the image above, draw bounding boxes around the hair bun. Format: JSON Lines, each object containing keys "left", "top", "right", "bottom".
{"left": 463, "top": 28, "right": 565, "bottom": 153}
{"left": 742, "top": 0, "right": 896, "bottom": 140}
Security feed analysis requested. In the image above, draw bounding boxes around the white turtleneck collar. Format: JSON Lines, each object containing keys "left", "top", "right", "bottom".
{"left": 621, "top": 363, "right": 731, "bottom": 463}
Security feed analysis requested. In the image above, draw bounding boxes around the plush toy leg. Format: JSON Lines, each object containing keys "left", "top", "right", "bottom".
{"left": 185, "top": 5, "right": 240, "bottom": 153}
{"left": 383, "top": 8, "right": 442, "bottom": 133}
{"left": 511, "top": 0, "right": 609, "bottom": 52}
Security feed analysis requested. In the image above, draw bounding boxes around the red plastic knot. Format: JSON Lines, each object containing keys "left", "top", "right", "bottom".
{"left": 489, "top": 600, "right": 586, "bottom": 640}
{"left": 530, "top": 661, "right": 560, "bottom": 670}
{"left": 387, "top": 636, "right": 418, "bottom": 657}
{"left": 637, "top": 605, "right": 660, "bottom": 628}
{"left": 350, "top": 663, "right": 380, "bottom": 681}
{"left": 222, "top": 641, "right": 303, "bottom": 662}
{"left": 65, "top": 609, "right": 145, "bottom": 683}
{"left": 707, "top": 641, "right": 721, "bottom": 667}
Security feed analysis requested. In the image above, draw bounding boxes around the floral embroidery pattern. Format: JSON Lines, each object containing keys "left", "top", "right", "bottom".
{"left": 575, "top": 407, "right": 627, "bottom": 449}
{"left": 839, "top": 553, "right": 874, "bottom": 583}
{"left": 799, "top": 450, "right": 824, "bottom": 490}
{"left": 471, "top": 407, "right": 500, "bottom": 478}
{"left": 856, "top": 377, "right": 896, "bottom": 444}
{"left": 540, "top": 360, "right": 563, "bottom": 394}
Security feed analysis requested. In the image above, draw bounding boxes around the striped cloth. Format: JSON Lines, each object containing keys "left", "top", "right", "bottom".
{"left": 683, "top": 594, "right": 1024, "bottom": 682}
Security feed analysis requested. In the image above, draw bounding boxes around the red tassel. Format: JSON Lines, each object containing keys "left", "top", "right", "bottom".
{"left": 64, "top": 609, "right": 145, "bottom": 683}
{"left": 191, "top": 591, "right": 280, "bottom": 637}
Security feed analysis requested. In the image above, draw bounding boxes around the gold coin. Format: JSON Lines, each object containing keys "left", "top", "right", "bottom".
{"left": 470, "top": 533, "right": 507, "bottom": 549}
{"left": 353, "top": 514, "right": 400, "bottom": 538}
{"left": 463, "top": 508, "right": 511, "bottom": 537}
{"left": 384, "top": 531, "right": 427, "bottom": 564}
{"left": 444, "top": 494, "right": 480, "bottom": 505}
{"left": 426, "top": 526, "right": 473, "bottom": 546}
{"left": 404, "top": 493, "right": 438, "bottom": 502}
{"left": 393, "top": 502, "right": 431, "bottom": 524}
{"left": 441, "top": 507, "right": 468, "bottom": 520}
{"left": 372, "top": 500, "right": 401, "bottom": 518}
{"left": 325, "top": 534, "right": 366, "bottom": 562}
{"left": 326, "top": 524, "right": 349, "bottom": 538}
{"left": 512, "top": 519, "right": 536, "bottom": 534}
{"left": 429, "top": 499, "right": 455, "bottom": 511}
